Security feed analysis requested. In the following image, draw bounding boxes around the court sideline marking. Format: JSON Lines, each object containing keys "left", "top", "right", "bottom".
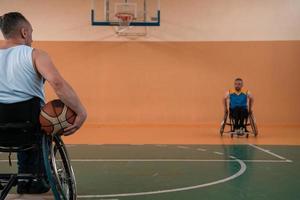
{"left": 248, "top": 144, "right": 292, "bottom": 162}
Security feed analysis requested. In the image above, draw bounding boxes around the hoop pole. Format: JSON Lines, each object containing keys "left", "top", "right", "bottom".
{"left": 105, "top": 0, "right": 109, "bottom": 21}
{"left": 91, "top": 0, "right": 95, "bottom": 26}
{"left": 91, "top": 0, "right": 95, "bottom": 10}
{"left": 157, "top": 0, "right": 160, "bottom": 10}
{"left": 144, "top": 0, "right": 147, "bottom": 22}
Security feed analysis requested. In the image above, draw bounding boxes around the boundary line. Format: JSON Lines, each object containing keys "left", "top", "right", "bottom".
{"left": 248, "top": 144, "right": 292, "bottom": 162}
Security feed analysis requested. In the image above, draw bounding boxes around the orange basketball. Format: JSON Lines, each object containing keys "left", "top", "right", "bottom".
{"left": 39, "top": 99, "right": 77, "bottom": 135}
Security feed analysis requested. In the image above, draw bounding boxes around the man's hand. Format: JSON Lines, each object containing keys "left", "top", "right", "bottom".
{"left": 33, "top": 49, "right": 87, "bottom": 136}
{"left": 64, "top": 112, "right": 87, "bottom": 136}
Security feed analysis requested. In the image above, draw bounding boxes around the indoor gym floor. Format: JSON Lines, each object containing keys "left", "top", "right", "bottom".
{"left": 1, "top": 126, "right": 300, "bottom": 200}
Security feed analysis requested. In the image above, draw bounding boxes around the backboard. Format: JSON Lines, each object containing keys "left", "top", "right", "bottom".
{"left": 91, "top": 0, "right": 160, "bottom": 27}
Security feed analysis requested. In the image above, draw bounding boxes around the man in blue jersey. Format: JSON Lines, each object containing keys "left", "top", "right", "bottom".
{"left": 223, "top": 78, "right": 254, "bottom": 134}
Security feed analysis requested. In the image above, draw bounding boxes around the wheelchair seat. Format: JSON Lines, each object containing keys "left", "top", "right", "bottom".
{"left": 0, "top": 122, "right": 38, "bottom": 151}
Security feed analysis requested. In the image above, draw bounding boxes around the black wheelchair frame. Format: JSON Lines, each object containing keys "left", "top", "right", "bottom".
{"left": 220, "top": 111, "right": 258, "bottom": 138}
{"left": 0, "top": 122, "right": 77, "bottom": 200}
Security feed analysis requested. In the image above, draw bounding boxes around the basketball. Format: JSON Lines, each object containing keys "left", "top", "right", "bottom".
{"left": 39, "top": 99, "right": 77, "bottom": 135}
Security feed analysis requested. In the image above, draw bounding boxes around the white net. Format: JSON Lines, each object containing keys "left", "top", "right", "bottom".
{"left": 115, "top": 3, "right": 136, "bottom": 25}
{"left": 116, "top": 13, "right": 134, "bottom": 28}
{"left": 114, "top": 3, "right": 141, "bottom": 35}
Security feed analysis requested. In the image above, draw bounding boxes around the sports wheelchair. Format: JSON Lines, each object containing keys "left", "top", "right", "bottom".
{"left": 0, "top": 122, "right": 77, "bottom": 200}
{"left": 220, "top": 110, "right": 258, "bottom": 138}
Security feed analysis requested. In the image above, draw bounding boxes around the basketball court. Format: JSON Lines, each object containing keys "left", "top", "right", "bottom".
{"left": 1, "top": 0, "right": 300, "bottom": 199}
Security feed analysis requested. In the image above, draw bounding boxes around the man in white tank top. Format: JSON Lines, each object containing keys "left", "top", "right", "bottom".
{"left": 0, "top": 12, "right": 87, "bottom": 194}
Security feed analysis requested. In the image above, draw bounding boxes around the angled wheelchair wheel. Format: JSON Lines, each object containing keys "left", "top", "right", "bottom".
{"left": 249, "top": 113, "right": 258, "bottom": 137}
{"left": 42, "top": 134, "right": 77, "bottom": 200}
{"left": 220, "top": 113, "right": 228, "bottom": 136}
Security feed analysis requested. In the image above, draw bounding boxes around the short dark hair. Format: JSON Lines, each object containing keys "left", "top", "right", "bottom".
{"left": 0, "top": 12, "right": 29, "bottom": 39}
{"left": 235, "top": 78, "right": 243, "bottom": 82}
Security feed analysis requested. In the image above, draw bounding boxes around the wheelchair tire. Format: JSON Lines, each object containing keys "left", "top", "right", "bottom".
{"left": 42, "top": 135, "right": 77, "bottom": 200}
{"left": 249, "top": 114, "right": 258, "bottom": 137}
{"left": 220, "top": 125, "right": 224, "bottom": 136}
{"left": 220, "top": 113, "right": 228, "bottom": 136}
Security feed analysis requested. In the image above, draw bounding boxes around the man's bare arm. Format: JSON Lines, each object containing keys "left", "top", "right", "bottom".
{"left": 33, "top": 49, "right": 87, "bottom": 135}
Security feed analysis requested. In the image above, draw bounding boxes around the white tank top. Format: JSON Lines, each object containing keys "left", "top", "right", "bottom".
{"left": 0, "top": 45, "right": 45, "bottom": 104}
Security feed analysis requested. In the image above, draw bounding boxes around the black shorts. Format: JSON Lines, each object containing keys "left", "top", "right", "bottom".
{"left": 230, "top": 107, "right": 248, "bottom": 119}
{"left": 0, "top": 97, "right": 41, "bottom": 147}
{"left": 230, "top": 107, "right": 248, "bottom": 129}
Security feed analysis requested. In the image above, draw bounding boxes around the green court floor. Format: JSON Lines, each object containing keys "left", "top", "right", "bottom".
{"left": 1, "top": 144, "right": 300, "bottom": 200}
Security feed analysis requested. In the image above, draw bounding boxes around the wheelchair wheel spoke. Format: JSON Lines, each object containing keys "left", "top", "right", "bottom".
{"left": 43, "top": 135, "right": 77, "bottom": 200}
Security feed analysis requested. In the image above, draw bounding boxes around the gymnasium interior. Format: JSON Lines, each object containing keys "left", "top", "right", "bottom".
{"left": 0, "top": 0, "right": 300, "bottom": 199}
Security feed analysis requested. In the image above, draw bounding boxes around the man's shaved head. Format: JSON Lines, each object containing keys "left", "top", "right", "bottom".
{"left": 0, "top": 12, "right": 33, "bottom": 46}
{"left": 0, "top": 12, "right": 29, "bottom": 38}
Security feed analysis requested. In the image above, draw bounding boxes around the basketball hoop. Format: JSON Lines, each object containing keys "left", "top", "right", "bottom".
{"left": 115, "top": 12, "right": 135, "bottom": 29}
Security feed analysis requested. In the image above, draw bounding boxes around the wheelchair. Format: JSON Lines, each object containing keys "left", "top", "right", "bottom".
{"left": 219, "top": 110, "right": 258, "bottom": 138}
{"left": 0, "top": 122, "right": 77, "bottom": 200}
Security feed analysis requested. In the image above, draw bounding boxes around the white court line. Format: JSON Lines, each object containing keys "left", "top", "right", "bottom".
{"left": 248, "top": 144, "right": 292, "bottom": 162}
{"left": 196, "top": 148, "right": 207, "bottom": 151}
{"left": 214, "top": 151, "right": 224, "bottom": 155}
{"left": 99, "top": 199, "right": 119, "bottom": 200}
{"left": 77, "top": 158, "right": 247, "bottom": 198}
{"left": 156, "top": 144, "right": 168, "bottom": 147}
{"left": 0, "top": 159, "right": 291, "bottom": 163}
{"left": 177, "top": 146, "right": 190, "bottom": 149}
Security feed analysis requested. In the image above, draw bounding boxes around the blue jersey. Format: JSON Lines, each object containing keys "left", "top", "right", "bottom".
{"left": 229, "top": 88, "right": 248, "bottom": 109}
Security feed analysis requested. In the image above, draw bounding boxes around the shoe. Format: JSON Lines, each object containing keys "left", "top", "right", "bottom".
{"left": 239, "top": 127, "right": 245, "bottom": 136}
{"left": 234, "top": 129, "right": 239, "bottom": 135}
{"left": 17, "top": 181, "right": 30, "bottom": 194}
{"left": 17, "top": 179, "right": 50, "bottom": 194}
{"left": 28, "top": 179, "right": 50, "bottom": 194}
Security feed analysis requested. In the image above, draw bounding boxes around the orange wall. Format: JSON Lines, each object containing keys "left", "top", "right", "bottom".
{"left": 32, "top": 41, "right": 300, "bottom": 126}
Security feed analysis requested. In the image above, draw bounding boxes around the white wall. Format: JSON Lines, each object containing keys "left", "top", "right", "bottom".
{"left": 1, "top": 0, "right": 300, "bottom": 41}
